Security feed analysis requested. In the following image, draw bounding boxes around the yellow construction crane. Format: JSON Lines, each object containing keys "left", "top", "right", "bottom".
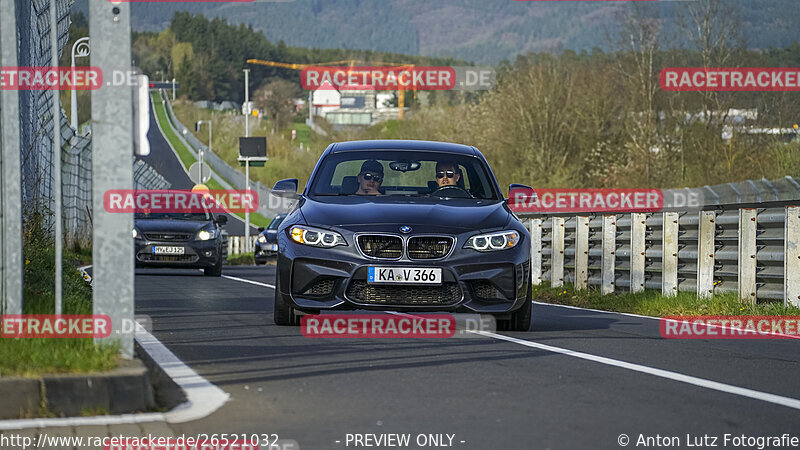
{"left": 246, "top": 58, "right": 414, "bottom": 120}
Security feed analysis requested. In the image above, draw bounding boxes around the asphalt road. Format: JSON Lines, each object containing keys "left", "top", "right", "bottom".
{"left": 133, "top": 265, "right": 800, "bottom": 450}
{"left": 136, "top": 98, "right": 258, "bottom": 236}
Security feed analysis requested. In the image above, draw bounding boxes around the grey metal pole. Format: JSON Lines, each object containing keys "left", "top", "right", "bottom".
{"left": 70, "top": 37, "right": 90, "bottom": 131}
{"left": 172, "top": 78, "right": 176, "bottom": 101}
{"left": 90, "top": 0, "right": 135, "bottom": 358}
{"left": 244, "top": 68, "right": 250, "bottom": 138}
{"left": 50, "top": 0, "right": 63, "bottom": 315}
{"left": 245, "top": 160, "right": 250, "bottom": 252}
{"left": 0, "top": 0, "right": 24, "bottom": 314}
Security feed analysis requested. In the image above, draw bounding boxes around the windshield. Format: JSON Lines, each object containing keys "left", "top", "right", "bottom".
{"left": 309, "top": 150, "right": 500, "bottom": 200}
{"left": 267, "top": 215, "right": 285, "bottom": 230}
{"left": 134, "top": 212, "right": 212, "bottom": 221}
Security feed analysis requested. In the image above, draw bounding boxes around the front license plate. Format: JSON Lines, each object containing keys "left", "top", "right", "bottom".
{"left": 368, "top": 267, "right": 442, "bottom": 285}
{"left": 152, "top": 246, "right": 184, "bottom": 255}
{"left": 269, "top": 244, "right": 278, "bottom": 251}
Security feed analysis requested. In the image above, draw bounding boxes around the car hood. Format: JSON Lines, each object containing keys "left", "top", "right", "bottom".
{"left": 135, "top": 219, "right": 210, "bottom": 233}
{"left": 301, "top": 197, "right": 510, "bottom": 233}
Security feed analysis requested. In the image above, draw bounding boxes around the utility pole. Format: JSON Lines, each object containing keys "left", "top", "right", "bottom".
{"left": 90, "top": 0, "right": 135, "bottom": 358}
{"left": 244, "top": 68, "right": 250, "bottom": 138}
{"left": 50, "top": 0, "right": 63, "bottom": 315}
{"left": 0, "top": 0, "right": 24, "bottom": 314}
{"left": 243, "top": 68, "right": 250, "bottom": 252}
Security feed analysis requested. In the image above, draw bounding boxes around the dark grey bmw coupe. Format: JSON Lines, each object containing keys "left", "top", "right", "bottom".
{"left": 271, "top": 140, "right": 533, "bottom": 331}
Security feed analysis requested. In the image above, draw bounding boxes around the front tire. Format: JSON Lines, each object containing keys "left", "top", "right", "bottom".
{"left": 204, "top": 258, "right": 223, "bottom": 277}
{"left": 273, "top": 268, "right": 300, "bottom": 326}
{"left": 497, "top": 283, "right": 532, "bottom": 332}
{"left": 508, "top": 283, "right": 532, "bottom": 331}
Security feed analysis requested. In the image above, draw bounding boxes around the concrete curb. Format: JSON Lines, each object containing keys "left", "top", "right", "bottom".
{"left": 0, "top": 359, "right": 155, "bottom": 420}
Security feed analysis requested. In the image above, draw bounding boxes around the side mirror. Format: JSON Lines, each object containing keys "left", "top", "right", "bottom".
{"left": 216, "top": 215, "right": 228, "bottom": 225}
{"left": 507, "top": 184, "right": 535, "bottom": 208}
{"left": 272, "top": 178, "right": 300, "bottom": 199}
{"left": 257, "top": 227, "right": 265, "bottom": 232}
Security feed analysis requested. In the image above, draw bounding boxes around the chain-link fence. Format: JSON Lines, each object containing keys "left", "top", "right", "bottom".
{"left": 13, "top": 0, "right": 172, "bottom": 246}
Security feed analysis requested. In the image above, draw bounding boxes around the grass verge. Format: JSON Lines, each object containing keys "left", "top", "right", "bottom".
{"left": 0, "top": 212, "right": 119, "bottom": 377}
{"left": 227, "top": 253, "right": 255, "bottom": 265}
{"left": 534, "top": 282, "right": 800, "bottom": 317}
{"left": 150, "top": 91, "right": 272, "bottom": 229}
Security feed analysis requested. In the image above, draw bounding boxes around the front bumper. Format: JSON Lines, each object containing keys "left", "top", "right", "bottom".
{"left": 135, "top": 239, "right": 221, "bottom": 268}
{"left": 254, "top": 241, "right": 279, "bottom": 261}
{"left": 276, "top": 230, "right": 530, "bottom": 314}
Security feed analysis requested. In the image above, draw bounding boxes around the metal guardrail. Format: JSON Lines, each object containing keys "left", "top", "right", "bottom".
{"left": 158, "top": 91, "right": 291, "bottom": 220}
{"left": 521, "top": 200, "right": 800, "bottom": 307}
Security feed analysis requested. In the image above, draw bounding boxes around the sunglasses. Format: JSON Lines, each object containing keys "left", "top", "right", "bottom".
{"left": 436, "top": 170, "right": 456, "bottom": 179}
{"left": 361, "top": 172, "right": 383, "bottom": 183}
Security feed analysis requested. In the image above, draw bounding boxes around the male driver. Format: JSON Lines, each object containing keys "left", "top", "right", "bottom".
{"left": 435, "top": 161, "right": 461, "bottom": 188}
{"left": 356, "top": 159, "right": 383, "bottom": 195}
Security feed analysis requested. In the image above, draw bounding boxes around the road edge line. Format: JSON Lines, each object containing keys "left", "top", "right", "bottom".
{"left": 475, "top": 330, "right": 800, "bottom": 412}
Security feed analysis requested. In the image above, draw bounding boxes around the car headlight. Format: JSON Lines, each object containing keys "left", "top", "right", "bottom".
{"left": 289, "top": 225, "right": 346, "bottom": 248}
{"left": 464, "top": 230, "right": 519, "bottom": 252}
{"left": 257, "top": 234, "right": 267, "bottom": 244}
{"left": 132, "top": 228, "right": 142, "bottom": 240}
{"left": 197, "top": 229, "right": 217, "bottom": 241}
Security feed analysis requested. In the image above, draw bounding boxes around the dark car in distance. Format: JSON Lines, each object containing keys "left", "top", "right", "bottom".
{"left": 134, "top": 211, "right": 228, "bottom": 276}
{"left": 255, "top": 213, "right": 288, "bottom": 264}
{"left": 271, "top": 140, "right": 533, "bottom": 331}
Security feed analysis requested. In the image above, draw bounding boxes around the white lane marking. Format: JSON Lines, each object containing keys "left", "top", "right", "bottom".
{"left": 0, "top": 413, "right": 166, "bottom": 431}
{"left": 534, "top": 301, "right": 800, "bottom": 339}
{"left": 135, "top": 322, "right": 230, "bottom": 423}
{"left": 221, "top": 274, "right": 275, "bottom": 289}
{"left": 533, "top": 300, "right": 662, "bottom": 321}
{"left": 475, "top": 330, "right": 800, "bottom": 412}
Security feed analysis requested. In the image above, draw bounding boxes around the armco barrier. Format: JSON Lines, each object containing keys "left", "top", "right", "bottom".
{"left": 157, "top": 90, "right": 292, "bottom": 220}
{"left": 520, "top": 200, "right": 800, "bottom": 307}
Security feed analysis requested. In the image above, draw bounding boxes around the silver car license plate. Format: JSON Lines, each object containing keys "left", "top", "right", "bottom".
{"left": 367, "top": 267, "right": 442, "bottom": 284}
{"left": 152, "top": 246, "right": 184, "bottom": 255}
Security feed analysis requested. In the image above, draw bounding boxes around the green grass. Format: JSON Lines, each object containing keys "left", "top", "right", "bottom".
{"left": 0, "top": 212, "right": 119, "bottom": 377}
{"left": 150, "top": 91, "right": 272, "bottom": 229}
{"left": 534, "top": 282, "right": 800, "bottom": 317}
{"left": 227, "top": 253, "right": 256, "bottom": 265}
{"left": 292, "top": 123, "right": 311, "bottom": 145}
{"left": 171, "top": 99, "right": 324, "bottom": 190}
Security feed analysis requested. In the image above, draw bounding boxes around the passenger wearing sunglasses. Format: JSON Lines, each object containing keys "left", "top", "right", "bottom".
{"left": 434, "top": 161, "right": 461, "bottom": 188}
{"left": 356, "top": 159, "right": 384, "bottom": 195}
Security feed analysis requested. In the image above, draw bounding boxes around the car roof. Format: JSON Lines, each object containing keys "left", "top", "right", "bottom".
{"left": 329, "top": 140, "right": 477, "bottom": 156}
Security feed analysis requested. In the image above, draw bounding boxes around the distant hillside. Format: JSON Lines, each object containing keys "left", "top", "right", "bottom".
{"left": 71, "top": 0, "right": 800, "bottom": 64}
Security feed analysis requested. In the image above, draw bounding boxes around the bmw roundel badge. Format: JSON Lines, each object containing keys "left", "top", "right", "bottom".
{"left": 399, "top": 226, "right": 412, "bottom": 233}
